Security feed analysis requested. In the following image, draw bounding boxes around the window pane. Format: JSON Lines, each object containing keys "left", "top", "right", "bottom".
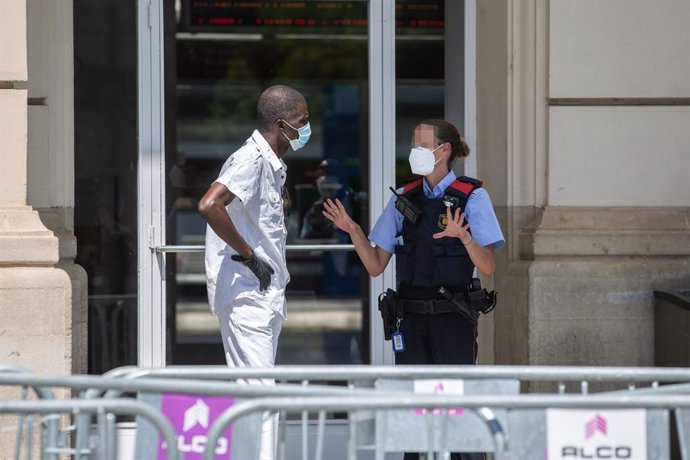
{"left": 396, "top": 0, "right": 446, "bottom": 181}
{"left": 166, "top": 1, "right": 370, "bottom": 365}
{"left": 74, "top": 1, "right": 138, "bottom": 374}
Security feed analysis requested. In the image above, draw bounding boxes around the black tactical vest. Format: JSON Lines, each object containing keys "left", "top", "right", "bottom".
{"left": 395, "top": 176, "right": 483, "bottom": 300}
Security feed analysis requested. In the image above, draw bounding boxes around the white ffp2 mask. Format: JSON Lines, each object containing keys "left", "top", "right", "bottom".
{"left": 408, "top": 144, "right": 443, "bottom": 176}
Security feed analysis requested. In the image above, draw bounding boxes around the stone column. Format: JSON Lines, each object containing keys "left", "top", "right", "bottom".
{"left": 24, "top": 0, "right": 88, "bottom": 376}
{"left": 0, "top": 0, "right": 84, "bottom": 395}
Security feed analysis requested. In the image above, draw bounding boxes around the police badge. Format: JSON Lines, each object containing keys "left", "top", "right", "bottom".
{"left": 439, "top": 194, "right": 460, "bottom": 229}
{"left": 442, "top": 194, "right": 460, "bottom": 209}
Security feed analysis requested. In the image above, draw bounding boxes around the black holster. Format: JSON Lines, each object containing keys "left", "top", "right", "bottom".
{"left": 467, "top": 285, "right": 498, "bottom": 314}
{"left": 378, "top": 288, "right": 401, "bottom": 341}
{"left": 438, "top": 278, "right": 498, "bottom": 322}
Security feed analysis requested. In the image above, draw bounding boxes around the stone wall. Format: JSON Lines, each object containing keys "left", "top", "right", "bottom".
{"left": 477, "top": 0, "right": 690, "bottom": 369}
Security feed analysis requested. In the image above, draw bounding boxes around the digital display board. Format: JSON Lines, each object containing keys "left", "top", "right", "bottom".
{"left": 181, "top": 1, "right": 444, "bottom": 34}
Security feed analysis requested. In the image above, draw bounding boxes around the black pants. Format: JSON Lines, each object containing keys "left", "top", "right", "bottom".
{"left": 394, "top": 312, "right": 484, "bottom": 460}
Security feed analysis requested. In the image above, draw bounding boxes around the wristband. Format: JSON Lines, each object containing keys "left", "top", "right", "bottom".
{"left": 462, "top": 234, "right": 473, "bottom": 246}
{"left": 232, "top": 252, "right": 254, "bottom": 263}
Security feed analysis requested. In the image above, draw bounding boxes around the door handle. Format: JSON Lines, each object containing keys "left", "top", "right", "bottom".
{"left": 155, "top": 244, "right": 355, "bottom": 253}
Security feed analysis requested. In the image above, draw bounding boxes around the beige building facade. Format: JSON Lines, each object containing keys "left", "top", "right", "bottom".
{"left": 0, "top": 0, "right": 688, "bottom": 394}
{"left": 477, "top": 0, "right": 690, "bottom": 368}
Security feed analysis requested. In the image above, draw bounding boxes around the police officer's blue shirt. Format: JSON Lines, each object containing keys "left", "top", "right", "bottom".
{"left": 369, "top": 171, "right": 505, "bottom": 254}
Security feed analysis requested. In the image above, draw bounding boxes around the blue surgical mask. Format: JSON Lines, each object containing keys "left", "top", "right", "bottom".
{"left": 282, "top": 120, "right": 311, "bottom": 151}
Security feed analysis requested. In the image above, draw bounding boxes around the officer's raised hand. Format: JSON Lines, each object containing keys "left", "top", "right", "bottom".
{"left": 433, "top": 207, "right": 472, "bottom": 244}
{"left": 231, "top": 253, "right": 275, "bottom": 291}
{"left": 322, "top": 198, "right": 357, "bottom": 234}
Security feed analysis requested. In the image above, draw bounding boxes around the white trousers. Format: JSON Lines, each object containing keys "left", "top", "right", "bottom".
{"left": 218, "top": 299, "right": 284, "bottom": 460}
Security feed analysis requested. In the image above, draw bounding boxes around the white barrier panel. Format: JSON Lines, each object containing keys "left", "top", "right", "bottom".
{"left": 508, "top": 409, "right": 668, "bottom": 460}
{"left": 546, "top": 409, "right": 647, "bottom": 460}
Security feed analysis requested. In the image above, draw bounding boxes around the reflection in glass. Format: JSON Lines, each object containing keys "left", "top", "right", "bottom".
{"left": 74, "top": 0, "right": 139, "bottom": 374}
{"left": 166, "top": 1, "right": 370, "bottom": 365}
{"left": 395, "top": 0, "right": 446, "bottom": 183}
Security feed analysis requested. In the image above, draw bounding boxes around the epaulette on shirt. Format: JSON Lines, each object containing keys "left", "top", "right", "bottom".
{"left": 402, "top": 177, "right": 424, "bottom": 194}
{"left": 400, "top": 175, "right": 483, "bottom": 197}
{"left": 447, "top": 175, "right": 483, "bottom": 198}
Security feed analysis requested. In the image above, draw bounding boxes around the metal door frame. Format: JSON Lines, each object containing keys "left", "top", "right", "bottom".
{"left": 368, "top": 0, "right": 478, "bottom": 365}
{"left": 138, "top": 0, "right": 166, "bottom": 368}
{"left": 136, "top": 0, "right": 477, "bottom": 368}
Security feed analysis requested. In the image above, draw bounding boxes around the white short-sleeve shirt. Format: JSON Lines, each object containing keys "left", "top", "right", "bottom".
{"left": 205, "top": 130, "right": 289, "bottom": 317}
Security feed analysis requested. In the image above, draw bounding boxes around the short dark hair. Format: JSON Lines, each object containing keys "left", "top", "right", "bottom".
{"left": 257, "top": 85, "right": 306, "bottom": 133}
{"left": 417, "top": 119, "right": 470, "bottom": 168}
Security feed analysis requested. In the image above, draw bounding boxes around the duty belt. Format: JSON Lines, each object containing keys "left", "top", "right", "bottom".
{"left": 398, "top": 299, "right": 458, "bottom": 315}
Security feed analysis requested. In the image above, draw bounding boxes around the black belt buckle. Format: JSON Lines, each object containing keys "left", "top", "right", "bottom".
{"left": 420, "top": 300, "right": 436, "bottom": 315}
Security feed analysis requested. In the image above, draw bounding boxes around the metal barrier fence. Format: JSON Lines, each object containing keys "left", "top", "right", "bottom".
{"left": 87, "top": 365, "right": 521, "bottom": 460}
{"left": 1, "top": 370, "right": 391, "bottom": 459}
{"left": 0, "top": 364, "right": 61, "bottom": 460}
{"left": 97, "top": 363, "right": 690, "bottom": 391}
{"left": 3, "top": 364, "right": 690, "bottom": 459}
{"left": 0, "top": 399, "right": 179, "bottom": 460}
{"left": 94, "top": 362, "right": 690, "bottom": 459}
{"left": 92, "top": 364, "right": 690, "bottom": 459}
{"left": 201, "top": 393, "right": 690, "bottom": 460}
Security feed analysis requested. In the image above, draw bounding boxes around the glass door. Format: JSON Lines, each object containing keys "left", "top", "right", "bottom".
{"left": 158, "top": 0, "right": 372, "bottom": 366}
{"left": 133, "top": 0, "right": 466, "bottom": 369}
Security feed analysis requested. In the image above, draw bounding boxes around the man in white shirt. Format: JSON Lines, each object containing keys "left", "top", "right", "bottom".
{"left": 198, "top": 85, "right": 310, "bottom": 460}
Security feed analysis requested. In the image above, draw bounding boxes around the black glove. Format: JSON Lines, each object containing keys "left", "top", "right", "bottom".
{"left": 231, "top": 253, "right": 275, "bottom": 291}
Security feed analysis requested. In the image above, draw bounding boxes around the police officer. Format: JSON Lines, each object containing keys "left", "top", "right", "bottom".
{"left": 323, "top": 119, "right": 504, "bottom": 460}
